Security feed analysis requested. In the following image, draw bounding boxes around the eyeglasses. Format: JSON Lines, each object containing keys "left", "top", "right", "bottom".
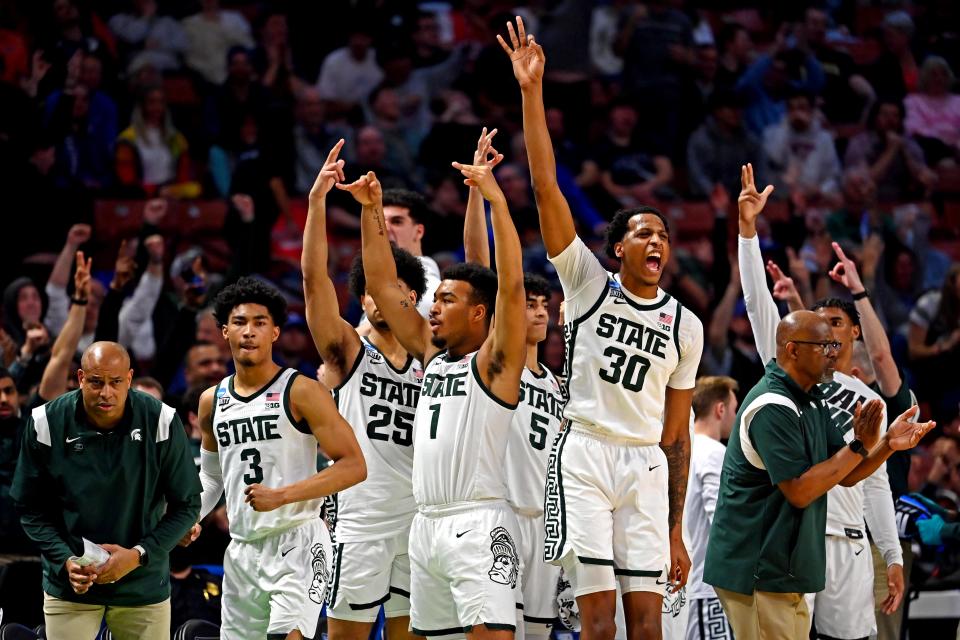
{"left": 790, "top": 340, "right": 842, "bottom": 355}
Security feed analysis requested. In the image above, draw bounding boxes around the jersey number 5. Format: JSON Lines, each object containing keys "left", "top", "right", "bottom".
{"left": 598, "top": 346, "right": 650, "bottom": 392}
{"left": 529, "top": 414, "right": 549, "bottom": 450}
{"left": 240, "top": 448, "right": 264, "bottom": 485}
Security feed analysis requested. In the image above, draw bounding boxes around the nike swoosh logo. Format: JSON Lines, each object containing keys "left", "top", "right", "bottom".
{"left": 655, "top": 578, "right": 668, "bottom": 585}
{"left": 854, "top": 548, "right": 863, "bottom": 556}
{"left": 649, "top": 465, "right": 661, "bottom": 471}
{"left": 66, "top": 436, "right": 82, "bottom": 443}
{"left": 455, "top": 530, "right": 472, "bottom": 538}
{"left": 613, "top": 298, "right": 627, "bottom": 304}
{"left": 281, "top": 546, "right": 296, "bottom": 557}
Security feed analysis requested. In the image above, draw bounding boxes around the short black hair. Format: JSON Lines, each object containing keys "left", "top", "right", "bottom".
{"left": 442, "top": 263, "right": 498, "bottom": 321}
{"left": 213, "top": 277, "right": 288, "bottom": 327}
{"left": 381, "top": 189, "right": 429, "bottom": 225}
{"left": 812, "top": 297, "right": 861, "bottom": 328}
{"left": 604, "top": 206, "right": 670, "bottom": 261}
{"left": 179, "top": 385, "right": 206, "bottom": 423}
{"left": 708, "top": 88, "right": 744, "bottom": 112}
{"left": 785, "top": 87, "right": 815, "bottom": 106}
{"left": 716, "top": 22, "right": 747, "bottom": 52}
{"left": 348, "top": 246, "right": 428, "bottom": 302}
{"left": 0, "top": 367, "right": 13, "bottom": 384}
{"left": 524, "top": 273, "right": 551, "bottom": 299}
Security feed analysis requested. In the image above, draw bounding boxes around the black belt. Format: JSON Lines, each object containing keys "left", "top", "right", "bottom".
{"left": 844, "top": 527, "right": 864, "bottom": 539}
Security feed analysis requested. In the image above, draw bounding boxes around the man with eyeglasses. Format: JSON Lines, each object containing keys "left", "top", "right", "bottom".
{"left": 703, "top": 309, "right": 934, "bottom": 640}
{"left": 732, "top": 163, "right": 918, "bottom": 640}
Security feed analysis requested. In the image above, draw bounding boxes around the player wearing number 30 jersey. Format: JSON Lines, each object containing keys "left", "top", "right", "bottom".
{"left": 302, "top": 139, "right": 428, "bottom": 640}
{"left": 191, "top": 277, "right": 366, "bottom": 640}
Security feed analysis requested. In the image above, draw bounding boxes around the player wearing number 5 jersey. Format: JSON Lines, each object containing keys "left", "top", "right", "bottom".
{"left": 190, "top": 277, "right": 366, "bottom": 640}
{"left": 302, "top": 140, "right": 427, "bottom": 640}
{"left": 499, "top": 15, "right": 704, "bottom": 640}
{"left": 349, "top": 155, "right": 527, "bottom": 639}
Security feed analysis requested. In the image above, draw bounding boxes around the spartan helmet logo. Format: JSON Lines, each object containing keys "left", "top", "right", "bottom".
{"left": 487, "top": 527, "right": 519, "bottom": 587}
{"left": 662, "top": 584, "right": 687, "bottom": 618}
{"left": 130, "top": 428, "right": 142, "bottom": 441}
{"left": 307, "top": 542, "right": 328, "bottom": 604}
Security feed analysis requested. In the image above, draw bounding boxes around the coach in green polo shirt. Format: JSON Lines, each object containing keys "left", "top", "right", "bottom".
{"left": 11, "top": 341, "right": 201, "bottom": 640}
{"left": 704, "top": 311, "right": 934, "bottom": 640}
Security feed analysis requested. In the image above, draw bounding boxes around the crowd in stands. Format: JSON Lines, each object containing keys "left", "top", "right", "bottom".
{"left": 0, "top": 0, "right": 959, "bottom": 629}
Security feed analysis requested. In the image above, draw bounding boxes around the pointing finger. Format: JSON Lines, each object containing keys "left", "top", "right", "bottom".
{"left": 325, "top": 138, "right": 345, "bottom": 164}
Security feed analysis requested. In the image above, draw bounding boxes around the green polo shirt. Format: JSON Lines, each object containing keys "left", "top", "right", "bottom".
{"left": 704, "top": 360, "right": 837, "bottom": 595}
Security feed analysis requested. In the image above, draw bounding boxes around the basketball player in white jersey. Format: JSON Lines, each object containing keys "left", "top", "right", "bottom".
{"left": 736, "top": 163, "right": 908, "bottom": 640}
{"left": 302, "top": 140, "right": 426, "bottom": 640}
{"left": 338, "top": 160, "right": 527, "bottom": 639}
{"left": 463, "top": 127, "right": 565, "bottom": 640}
{"left": 187, "top": 277, "right": 367, "bottom": 640}
{"left": 499, "top": 17, "right": 704, "bottom": 640}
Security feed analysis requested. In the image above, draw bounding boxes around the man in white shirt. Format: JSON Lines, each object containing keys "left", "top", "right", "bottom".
{"left": 685, "top": 377, "right": 738, "bottom": 640}
{"left": 315, "top": 24, "right": 383, "bottom": 116}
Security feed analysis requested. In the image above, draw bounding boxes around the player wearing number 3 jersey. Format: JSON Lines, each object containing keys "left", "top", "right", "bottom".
{"left": 302, "top": 140, "right": 428, "bottom": 640}
{"left": 190, "top": 277, "right": 366, "bottom": 640}
{"left": 498, "top": 14, "right": 704, "bottom": 639}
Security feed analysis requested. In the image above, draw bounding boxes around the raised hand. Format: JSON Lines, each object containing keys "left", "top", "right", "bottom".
{"left": 766, "top": 260, "right": 799, "bottom": 302}
{"left": 737, "top": 163, "right": 774, "bottom": 229}
{"left": 452, "top": 161, "right": 505, "bottom": 204}
{"left": 497, "top": 16, "right": 545, "bottom": 89}
{"left": 828, "top": 241, "right": 865, "bottom": 293}
{"left": 473, "top": 127, "right": 504, "bottom": 170}
{"left": 231, "top": 194, "right": 255, "bottom": 223}
{"left": 309, "top": 138, "right": 346, "bottom": 201}
{"left": 110, "top": 240, "right": 136, "bottom": 291}
{"left": 143, "top": 198, "right": 169, "bottom": 225}
{"left": 67, "top": 223, "right": 92, "bottom": 248}
{"left": 886, "top": 406, "right": 936, "bottom": 451}
{"left": 336, "top": 171, "right": 382, "bottom": 206}
{"left": 852, "top": 399, "right": 885, "bottom": 450}
{"left": 144, "top": 234, "right": 165, "bottom": 265}
{"left": 75, "top": 250, "right": 93, "bottom": 299}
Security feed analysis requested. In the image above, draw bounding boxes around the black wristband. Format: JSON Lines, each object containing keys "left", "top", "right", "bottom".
{"left": 851, "top": 289, "right": 869, "bottom": 301}
{"left": 70, "top": 297, "right": 88, "bottom": 306}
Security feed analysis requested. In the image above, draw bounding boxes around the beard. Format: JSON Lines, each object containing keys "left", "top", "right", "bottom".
{"left": 430, "top": 335, "right": 447, "bottom": 349}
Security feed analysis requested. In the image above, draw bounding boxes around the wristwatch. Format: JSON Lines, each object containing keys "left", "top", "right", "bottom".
{"left": 848, "top": 439, "right": 868, "bottom": 459}
{"left": 133, "top": 545, "right": 147, "bottom": 566}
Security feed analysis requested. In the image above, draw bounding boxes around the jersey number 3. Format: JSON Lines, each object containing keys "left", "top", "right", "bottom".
{"left": 240, "top": 448, "right": 264, "bottom": 485}
{"left": 598, "top": 346, "right": 650, "bottom": 392}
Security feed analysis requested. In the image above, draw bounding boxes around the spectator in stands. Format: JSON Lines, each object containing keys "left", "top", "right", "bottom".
{"left": 315, "top": 22, "right": 383, "bottom": 122}
{"left": 715, "top": 22, "right": 753, "bottom": 90}
{"left": 38, "top": 0, "right": 116, "bottom": 96}
{"left": 582, "top": 99, "right": 674, "bottom": 210}
{"left": 763, "top": 90, "right": 842, "bottom": 207}
{"left": 118, "top": 234, "right": 164, "bottom": 362}
{"left": 203, "top": 46, "right": 267, "bottom": 151}
{"left": 115, "top": 84, "right": 200, "bottom": 199}
{"left": 411, "top": 10, "right": 450, "bottom": 69}
{"left": 45, "top": 82, "right": 115, "bottom": 190}
{"left": 8, "top": 321, "right": 51, "bottom": 394}
{"left": 736, "top": 42, "right": 825, "bottom": 135}
{"left": 614, "top": 0, "right": 695, "bottom": 151}
{"left": 132, "top": 376, "right": 163, "bottom": 401}
{"left": 868, "top": 240, "right": 924, "bottom": 337}
{"left": 367, "top": 85, "right": 419, "bottom": 183}
{"left": 687, "top": 89, "right": 766, "bottom": 200}
{"left": 181, "top": 0, "right": 254, "bottom": 86}
{"left": 0, "top": 367, "right": 31, "bottom": 554}
{"left": 797, "top": 6, "right": 875, "bottom": 125}
{"left": 845, "top": 99, "right": 937, "bottom": 202}
{"left": 825, "top": 169, "right": 894, "bottom": 249}
{"left": 908, "top": 264, "right": 960, "bottom": 422}
{"left": 292, "top": 87, "right": 347, "bottom": 195}
{"left": 108, "top": 0, "right": 187, "bottom": 75}
{"left": 43, "top": 224, "right": 104, "bottom": 355}
{"left": 348, "top": 125, "right": 412, "bottom": 191}
{"left": 275, "top": 313, "right": 317, "bottom": 379}
{"left": 183, "top": 342, "right": 227, "bottom": 393}
{"left": 2, "top": 278, "right": 45, "bottom": 349}
{"left": 869, "top": 11, "right": 919, "bottom": 102}
{"left": 904, "top": 56, "right": 960, "bottom": 167}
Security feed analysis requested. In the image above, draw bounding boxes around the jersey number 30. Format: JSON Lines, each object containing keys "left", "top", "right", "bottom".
{"left": 598, "top": 346, "right": 650, "bottom": 392}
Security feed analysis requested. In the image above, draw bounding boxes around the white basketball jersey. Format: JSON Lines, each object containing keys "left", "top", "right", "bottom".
{"left": 412, "top": 351, "right": 517, "bottom": 508}
{"left": 504, "top": 365, "right": 565, "bottom": 513}
{"left": 212, "top": 369, "right": 322, "bottom": 542}
{"left": 563, "top": 278, "right": 702, "bottom": 443}
{"left": 818, "top": 372, "right": 887, "bottom": 535}
{"left": 330, "top": 339, "right": 422, "bottom": 542}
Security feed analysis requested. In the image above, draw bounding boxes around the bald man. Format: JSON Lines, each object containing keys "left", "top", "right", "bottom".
{"left": 12, "top": 341, "right": 201, "bottom": 640}
{"left": 702, "top": 313, "right": 934, "bottom": 640}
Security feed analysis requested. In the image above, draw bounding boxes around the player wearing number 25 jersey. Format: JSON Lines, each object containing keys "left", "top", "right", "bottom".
{"left": 301, "top": 143, "right": 428, "bottom": 640}
{"left": 192, "top": 277, "right": 366, "bottom": 640}
{"left": 354, "top": 162, "right": 527, "bottom": 637}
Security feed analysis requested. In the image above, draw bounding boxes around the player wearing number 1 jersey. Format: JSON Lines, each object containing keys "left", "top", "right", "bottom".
{"left": 345, "top": 155, "right": 527, "bottom": 640}
{"left": 302, "top": 141, "right": 427, "bottom": 640}
{"left": 500, "top": 16, "right": 704, "bottom": 640}
{"left": 190, "top": 277, "right": 366, "bottom": 640}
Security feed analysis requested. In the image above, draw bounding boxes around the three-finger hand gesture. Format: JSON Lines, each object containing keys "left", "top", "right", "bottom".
{"left": 497, "top": 16, "right": 545, "bottom": 89}
{"left": 738, "top": 163, "right": 774, "bottom": 228}
{"left": 473, "top": 127, "right": 504, "bottom": 170}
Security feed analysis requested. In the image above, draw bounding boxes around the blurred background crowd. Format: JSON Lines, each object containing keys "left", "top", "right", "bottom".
{"left": 0, "top": 0, "right": 959, "bottom": 632}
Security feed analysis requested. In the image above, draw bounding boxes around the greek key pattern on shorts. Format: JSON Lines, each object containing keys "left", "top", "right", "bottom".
{"left": 694, "top": 598, "right": 733, "bottom": 640}
{"left": 324, "top": 493, "right": 338, "bottom": 543}
{"left": 543, "top": 426, "right": 570, "bottom": 562}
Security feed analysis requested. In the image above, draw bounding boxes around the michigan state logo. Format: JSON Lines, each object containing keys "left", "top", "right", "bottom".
{"left": 308, "top": 542, "right": 328, "bottom": 604}
{"left": 662, "top": 580, "right": 686, "bottom": 618}
{"left": 487, "top": 527, "right": 519, "bottom": 588}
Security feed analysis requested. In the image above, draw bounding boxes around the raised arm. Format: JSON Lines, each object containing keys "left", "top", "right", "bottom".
{"left": 345, "top": 172, "right": 434, "bottom": 363}
{"left": 828, "top": 240, "right": 903, "bottom": 396}
{"left": 45, "top": 224, "right": 92, "bottom": 335}
{"left": 463, "top": 127, "right": 503, "bottom": 268}
{"left": 302, "top": 139, "right": 363, "bottom": 387}
{"left": 244, "top": 375, "right": 366, "bottom": 511}
{"left": 737, "top": 163, "right": 780, "bottom": 364}
{"left": 498, "top": 17, "right": 576, "bottom": 257}
{"left": 453, "top": 161, "right": 527, "bottom": 404}
{"left": 38, "top": 251, "right": 91, "bottom": 401}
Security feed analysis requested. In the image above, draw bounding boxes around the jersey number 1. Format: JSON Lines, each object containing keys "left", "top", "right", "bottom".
{"left": 598, "top": 346, "right": 650, "bottom": 392}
